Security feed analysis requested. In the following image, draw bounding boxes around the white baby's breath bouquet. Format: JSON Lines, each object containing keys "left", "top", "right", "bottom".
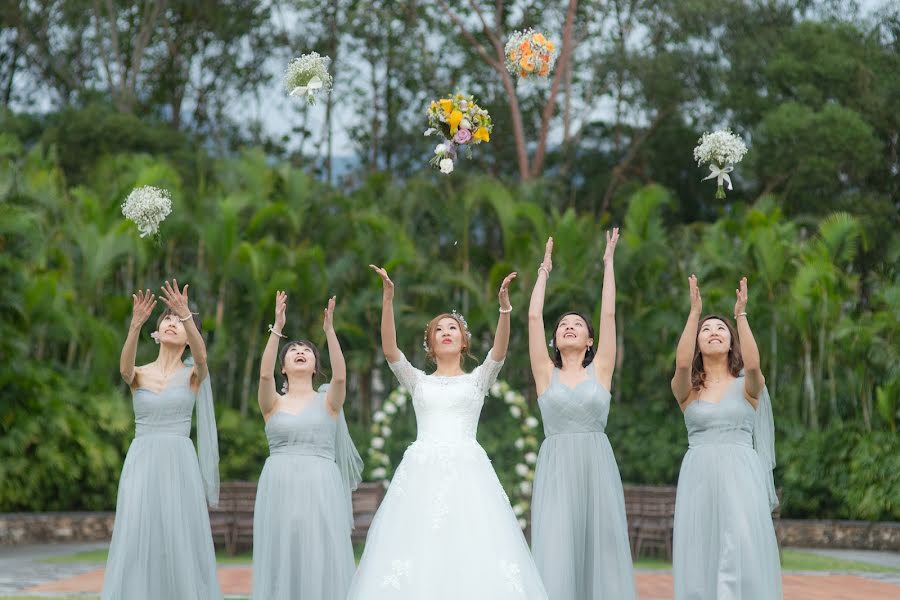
{"left": 121, "top": 186, "right": 172, "bottom": 241}
{"left": 284, "top": 52, "right": 333, "bottom": 105}
{"left": 693, "top": 129, "right": 748, "bottom": 199}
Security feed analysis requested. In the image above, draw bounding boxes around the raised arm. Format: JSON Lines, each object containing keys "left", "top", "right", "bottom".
{"left": 120, "top": 289, "right": 156, "bottom": 385}
{"left": 369, "top": 265, "right": 401, "bottom": 363}
{"left": 323, "top": 296, "right": 347, "bottom": 415}
{"left": 160, "top": 279, "right": 208, "bottom": 384}
{"left": 528, "top": 238, "right": 555, "bottom": 394}
{"left": 671, "top": 274, "right": 702, "bottom": 407}
{"left": 491, "top": 271, "right": 518, "bottom": 361}
{"left": 593, "top": 228, "right": 619, "bottom": 390}
{"left": 734, "top": 277, "right": 765, "bottom": 404}
{"left": 258, "top": 291, "right": 287, "bottom": 417}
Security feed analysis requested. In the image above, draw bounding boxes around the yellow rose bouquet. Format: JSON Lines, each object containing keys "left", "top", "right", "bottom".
{"left": 424, "top": 93, "right": 492, "bottom": 174}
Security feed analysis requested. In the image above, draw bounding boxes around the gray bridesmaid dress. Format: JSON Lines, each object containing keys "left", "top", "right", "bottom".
{"left": 531, "top": 366, "right": 636, "bottom": 600}
{"left": 101, "top": 363, "right": 221, "bottom": 600}
{"left": 252, "top": 386, "right": 363, "bottom": 600}
{"left": 673, "top": 376, "right": 782, "bottom": 599}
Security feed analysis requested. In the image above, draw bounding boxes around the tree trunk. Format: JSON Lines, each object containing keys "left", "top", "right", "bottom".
{"left": 802, "top": 336, "right": 817, "bottom": 429}
{"left": 360, "top": 368, "right": 372, "bottom": 426}
{"left": 215, "top": 278, "right": 227, "bottom": 332}
{"left": 1, "top": 36, "right": 20, "bottom": 107}
{"left": 240, "top": 322, "right": 262, "bottom": 416}
{"left": 769, "top": 308, "right": 778, "bottom": 400}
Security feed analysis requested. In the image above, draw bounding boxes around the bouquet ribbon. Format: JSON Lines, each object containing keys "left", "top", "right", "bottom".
{"left": 702, "top": 163, "right": 734, "bottom": 189}
{"left": 290, "top": 76, "right": 323, "bottom": 98}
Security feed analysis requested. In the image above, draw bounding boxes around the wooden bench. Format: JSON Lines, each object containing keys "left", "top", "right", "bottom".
{"left": 209, "top": 481, "right": 257, "bottom": 555}
{"left": 624, "top": 484, "right": 677, "bottom": 561}
{"left": 623, "top": 484, "right": 784, "bottom": 562}
{"left": 352, "top": 482, "right": 386, "bottom": 544}
{"left": 208, "top": 481, "right": 386, "bottom": 554}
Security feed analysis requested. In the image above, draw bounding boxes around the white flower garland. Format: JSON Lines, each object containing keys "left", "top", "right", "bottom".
{"left": 366, "top": 380, "right": 540, "bottom": 530}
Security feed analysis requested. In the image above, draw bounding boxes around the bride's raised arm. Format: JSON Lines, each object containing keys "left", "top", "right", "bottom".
{"left": 369, "top": 265, "right": 401, "bottom": 363}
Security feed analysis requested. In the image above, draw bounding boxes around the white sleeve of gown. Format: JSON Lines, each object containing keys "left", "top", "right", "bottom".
{"left": 472, "top": 352, "right": 505, "bottom": 395}
{"left": 387, "top": 351, "right": 425, "bottom": 393}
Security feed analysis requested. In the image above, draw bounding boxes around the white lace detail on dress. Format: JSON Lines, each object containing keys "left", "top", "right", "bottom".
{"left": 379, "top": 559, "right": 412, "bottom": 590}
{"left": 387, "top": 353, "right": 424, "bottom": 395}
{"left": 472, "top": 352, "right": 505, "bottom": 394}
{"left": 500, "top": 559, "right": 525, "bottom": 594}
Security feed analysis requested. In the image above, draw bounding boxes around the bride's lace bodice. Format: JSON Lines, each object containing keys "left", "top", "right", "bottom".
{"left": 388, "top": 352, "right": 504, "bottom": 443}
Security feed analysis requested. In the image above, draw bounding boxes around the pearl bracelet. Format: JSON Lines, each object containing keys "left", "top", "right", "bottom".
{"left": 179, "top": 312, "right": 197, "bottom": 322}
{"left": 268, "top": 324, "right": 287, "bottom": 338}
{"left": 735, "top": 312, "right": 748, "bottom": 319}
{"left": 499, "top": 306, "right": 513, "bottom": 314}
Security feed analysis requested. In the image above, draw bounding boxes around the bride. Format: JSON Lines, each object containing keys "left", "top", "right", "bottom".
{"left": 347, "top": 266, "right": 548, "bottom": 599}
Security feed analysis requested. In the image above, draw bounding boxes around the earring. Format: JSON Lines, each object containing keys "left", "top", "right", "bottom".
{"left": 150, "top": 331, "right": 160, "bottom": 345}
{"left": 281, "top": 379, "right": 288, "bottom": 393}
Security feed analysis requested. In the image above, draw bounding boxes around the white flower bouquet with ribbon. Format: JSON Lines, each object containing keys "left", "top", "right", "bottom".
{"left": 284, "top": 52, "right": 333, "bottom": 105}
{"left": 121, "top": 186, "right": 172, "bottom": 241}
{"left": 693, "top": 129, "right": 748, "bottom": 199}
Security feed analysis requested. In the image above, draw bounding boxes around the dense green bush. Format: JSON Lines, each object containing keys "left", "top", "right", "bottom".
{"left": 778, "top": 424, "right": 900, "bottom": 521}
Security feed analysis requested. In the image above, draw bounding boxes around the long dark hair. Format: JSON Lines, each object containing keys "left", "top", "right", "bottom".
{"left": 550, "top": 311, "right": 596, "bottom": 368}
{"left": 691, "top": 314, "right": 743, "bottom": 390}
{"left": 278, "top": 339, "right": 322, "bottom": 392}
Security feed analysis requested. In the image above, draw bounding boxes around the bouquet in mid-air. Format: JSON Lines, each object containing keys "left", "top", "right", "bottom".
{"left": 284, "top": 52, "right": 333, "bottom": 105}
{"left": 121, "top": 186, "right": 172, "bottom": 241}
{"left": 424, "top": 93, "right": 492, "bottom": 174}
{"left": 693, "top": 129, "right": 748, "bottom": 199}
{"left": 504, "top": 29, "right": 557, "bottom": 79}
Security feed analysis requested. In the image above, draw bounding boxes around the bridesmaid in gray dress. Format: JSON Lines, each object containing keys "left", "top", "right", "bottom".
{"left": 527, "top": 230, "right": 636, "bottom": 600}
{"left": 252, "top": 291, "right": 362, "bottom": 600}
{"left": 671, "top": 275, "right": 781, "bottom": 599}
{"left": 103, "top": 281, "right": 221, "bottom": 600}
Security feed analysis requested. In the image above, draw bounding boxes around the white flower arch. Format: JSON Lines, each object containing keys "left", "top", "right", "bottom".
{"left": 366, "top": 380, "right": 541, "bottom": 530}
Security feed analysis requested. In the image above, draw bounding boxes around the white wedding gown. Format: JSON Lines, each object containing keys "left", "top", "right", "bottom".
{"left": 348, "top": 352, "right": 549, "bottom": 599}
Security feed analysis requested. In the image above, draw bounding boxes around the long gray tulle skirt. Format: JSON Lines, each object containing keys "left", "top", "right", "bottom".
{"left": 531, "top": 431, "right": 636, "bottom": 600}
{"left": 252, "top": 454, "right": 355, "bottom": 600}
{"left": 101, "top": 435, "right": 221, "bottom": 600}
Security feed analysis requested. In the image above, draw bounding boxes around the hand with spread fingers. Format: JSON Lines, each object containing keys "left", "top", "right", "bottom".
{"left": 131, "top": 289, "right": 157, "bottom": 329}
{"left": 160, "top": 279, "right": 192, "bottom": 320}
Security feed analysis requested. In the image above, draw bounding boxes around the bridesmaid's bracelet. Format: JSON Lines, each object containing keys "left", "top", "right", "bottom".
{"left": 735, "top": 312, "right": 748, "bottom": 320}
{"left": 268, "top": 324, "right": 287, "bottom": 338}
{"left": 179, "top": 312, "right": 198, "bottom": 322}
{"left": 538, "top": 266, "right": 551, "bottom": 278}
{"left": 499, "top": 306, "right": 513, "bottom": 314}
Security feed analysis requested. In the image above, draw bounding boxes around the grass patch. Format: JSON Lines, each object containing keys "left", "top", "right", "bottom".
{"left": 42, "top": 548, "right": 252, "bottom": 565}
{"left": 633, "top": 556, "right": 672, "bottom": 569}
{"left": 631, "top": 549, "right": 900, "bottom": 573}
{"left": 781, "top": 548, "right": 900, "bottom": 573}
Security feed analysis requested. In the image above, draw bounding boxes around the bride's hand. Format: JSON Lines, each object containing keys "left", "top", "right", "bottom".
{"left": 369, "top": 265, "right": 395, "bottom": 300}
